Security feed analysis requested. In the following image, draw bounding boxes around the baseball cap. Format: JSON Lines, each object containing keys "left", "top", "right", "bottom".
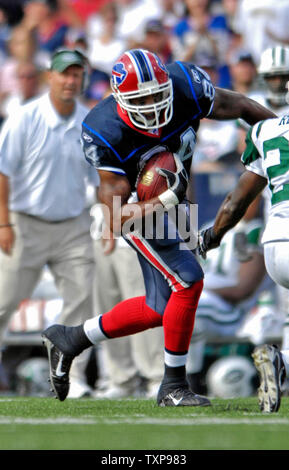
{"left": 50, "top": 49, "right": 86, "bottom": 72}
{"left": 195, "top": 53, "right": 218, "bottom": 69}
{"left": 145, "top": 19, "right": 164, "bottom": 33}
{"left": 230, "top": 49, "right": 255, "bottom": 65}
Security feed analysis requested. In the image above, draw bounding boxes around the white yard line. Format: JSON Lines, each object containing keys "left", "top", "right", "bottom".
{"left": 0, "top": 416, "right": 288, "bottom": 426}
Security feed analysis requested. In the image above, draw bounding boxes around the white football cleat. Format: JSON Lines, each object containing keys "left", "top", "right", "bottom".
{"left": 252, "top": 344, "right": 285, "bottom": 413}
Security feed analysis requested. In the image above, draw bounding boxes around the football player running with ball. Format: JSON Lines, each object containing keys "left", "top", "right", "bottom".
{"left": 42, "top": 49, "right": 276, "bottom": 407}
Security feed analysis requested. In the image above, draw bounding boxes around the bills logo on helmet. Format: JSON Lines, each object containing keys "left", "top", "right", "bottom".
{"left": 112, "top": 62, "right": 127, "bottom": 87}
{"left": 110, "top": 48, "right": 173, "bottom": 130}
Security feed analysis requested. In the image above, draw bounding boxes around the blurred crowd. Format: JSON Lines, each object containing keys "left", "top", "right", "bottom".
{"left": 1, "top": 0, "right": 289, "bottom": 399}
{"left": 0, "top": 0, "right": 289, "bottom": 166}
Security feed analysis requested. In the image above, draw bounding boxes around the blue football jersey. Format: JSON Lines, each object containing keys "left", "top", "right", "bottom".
{"left": 81, "top": 61, "right": 215, "bottom": 189}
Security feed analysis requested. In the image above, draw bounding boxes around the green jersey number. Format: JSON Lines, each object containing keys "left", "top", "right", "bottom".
{"left": 264, "top": 136, "right": 289, "bottom": 205}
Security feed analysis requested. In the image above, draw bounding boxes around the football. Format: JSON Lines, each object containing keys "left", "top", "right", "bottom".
{"left": 136, "top": 151, "right": 176, "bottom": 201}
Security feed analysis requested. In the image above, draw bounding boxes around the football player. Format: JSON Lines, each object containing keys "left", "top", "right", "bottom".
{"left": 254, "top": 46, "right": 289, "bottom": 353}
{"left": 42, "top": 48, "right": 276, "bottom": 407}
{"left": 257, "top": 45, "right": 289, "bottom": 115}
{"left": 198, "top": 114, "right": 289, "bottom": 412}
{"left": 187, "top": 196, "right": 267, "bottom": 395}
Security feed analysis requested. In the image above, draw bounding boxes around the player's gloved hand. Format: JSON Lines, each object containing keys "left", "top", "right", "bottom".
{"left": 197, "top": 227, "right": 221, "bottom": 260}
{"left": 157, "top": 154, "right": 188, "bottom": 210}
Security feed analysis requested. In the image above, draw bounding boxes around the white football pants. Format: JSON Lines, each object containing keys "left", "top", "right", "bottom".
{"left": 264, "top": 241, "right": 289, "bottom": 289}
{"left": 264, "top": 241, "right": 289, "bottom": 350}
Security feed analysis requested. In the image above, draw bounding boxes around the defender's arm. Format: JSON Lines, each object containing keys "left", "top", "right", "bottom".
{"left": 213, "top": 170, "right": 267, "bottom": 239}
{"left": 198, "top": 171, "right": 267, "bottom": 258}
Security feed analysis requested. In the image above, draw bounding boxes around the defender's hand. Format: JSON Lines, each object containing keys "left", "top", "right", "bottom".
{"left": 198, "top": 227, "right": 221, "bottom": 260}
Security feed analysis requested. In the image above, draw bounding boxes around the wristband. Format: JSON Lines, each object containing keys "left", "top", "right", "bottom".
{"left": 0, "top": 224, "right": 14, "bottom": 228}
{"left": 158, "top": 189, "right": 179, "bottom": 210}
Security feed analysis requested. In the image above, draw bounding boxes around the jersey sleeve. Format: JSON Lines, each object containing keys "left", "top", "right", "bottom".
{"left": 0, "top": 111, "right": 26, "bottom": 176}
{"left": 81, "top": 124, "right": 126, "bottom": 176}
{"left": 174, "top": 62, "right": 215, "bottom": 119}
{"left": 241, "top": 122, "right": 266, "bottom": 178}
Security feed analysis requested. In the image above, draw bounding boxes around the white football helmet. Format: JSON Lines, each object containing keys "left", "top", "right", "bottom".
{"left": 111, "top": 49, "right": 173, "bottom": 130}
{"left": 258, "top": 46, "right": 289, "bottom": 106}
{"left": 16, "top": 358, "right": 51, "bottom": 397}
{"left": 206, "top": 356, "right": 257, "bottom": 398}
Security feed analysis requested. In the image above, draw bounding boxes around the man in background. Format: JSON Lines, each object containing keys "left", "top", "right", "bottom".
{"left": 0, "top": 47, "right": 98, "bottom": 396}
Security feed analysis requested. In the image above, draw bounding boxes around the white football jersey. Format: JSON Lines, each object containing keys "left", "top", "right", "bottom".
{"left": 241, "top": 115, "right": 289, "bottom": 243}
{"left": 194, "top": 220, "right": 263, "bottom": 326}
{"left": 202, "top": 219, "right": 263, "bottom": 290}
{"left": 245, "top": 92, "right": 289, "bottom": 223}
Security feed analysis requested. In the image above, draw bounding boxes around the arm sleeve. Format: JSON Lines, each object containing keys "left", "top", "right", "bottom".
{"left": 241, "top": 123, "right": 266, "bottom": 178}
{"left": 0, "top": 112, "right": 26, "bottom": 176}
{"left": 183, "top": 63, "right": 216, "bottom": 118}
{"left": 81, "top": 126, "right": 126, "bottom": 176}
{"left": 171, "top": 61, "right": 215, "bottom": 120}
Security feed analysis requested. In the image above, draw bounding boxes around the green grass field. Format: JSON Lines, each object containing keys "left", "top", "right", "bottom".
{"left": 0, "top": 395, "right": 289, "bottom": 452}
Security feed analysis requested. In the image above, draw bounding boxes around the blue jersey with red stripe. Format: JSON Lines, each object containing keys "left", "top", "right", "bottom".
{"left": 81, "top": 61, "right": 215, "bottom": 189}
{"left": 82, "top": 61, "right": 211, "bottom": 312}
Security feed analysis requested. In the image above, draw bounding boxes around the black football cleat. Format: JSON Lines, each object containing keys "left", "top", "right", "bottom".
{"left": 42, "top": 325, "right": 79, "bottom": 401}
{"left": 157, "top": 380, "right": 211, "bottom": 407}
{"left": 252, "top": 344, "right": 286, "bottom": 413}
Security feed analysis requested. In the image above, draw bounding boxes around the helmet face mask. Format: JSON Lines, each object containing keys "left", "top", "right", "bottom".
{"left": 264, "top": 75, "right": 289, "bottom": 106}
{"left": 111, "top": 49, "right": 173, "bottom": 130}
{"left": 258, "top": 46, "right": 289, "bottom": 106}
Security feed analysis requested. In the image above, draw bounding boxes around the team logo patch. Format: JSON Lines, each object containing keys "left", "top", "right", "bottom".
{"left": 112, "top": 62, "right": 127, "bottom": 86}
{"left": 191, "top": 68, "right": 201, "bottom": 83}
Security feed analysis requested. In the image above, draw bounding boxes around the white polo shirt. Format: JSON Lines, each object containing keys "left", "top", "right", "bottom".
{"left": 0, "top": 92, "right": 99, "bottom": 221}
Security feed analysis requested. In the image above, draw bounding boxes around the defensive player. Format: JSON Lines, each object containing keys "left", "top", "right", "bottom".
{"left": 42, "top": 49, "right": 276, "bottom": 407}
{"left": 187, "top": 197, "right": 266, "bottom": 394}
{"left": 252, "top": 46, "right": 289, "bottom": 353}
{"left": 198, "top": 114, "right": 289, "bottom": 412}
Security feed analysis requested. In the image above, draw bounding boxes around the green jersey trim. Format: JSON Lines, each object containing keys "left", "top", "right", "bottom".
{"left": 271, "top": 184, "right": 289, "bottom": 205}
{"left": 241, "top": 121, "right": 264, "bottom": 166}
{"left": 246, "top": 226, "right": 262, "bottom": 246}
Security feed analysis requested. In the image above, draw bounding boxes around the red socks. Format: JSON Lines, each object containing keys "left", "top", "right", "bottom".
{"left": 100, "top": 279, "right": 203, "bottom": 357}
{"left": 163, "top": 280, "right": 203, "bottom": 354}
{"left": 101, "top": 296, "right": 162, "bottom": 337}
